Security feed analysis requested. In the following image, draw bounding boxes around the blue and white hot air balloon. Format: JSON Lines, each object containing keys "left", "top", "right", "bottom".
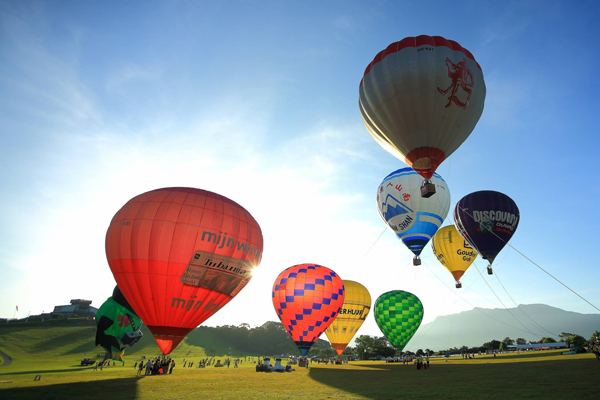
{"left": 376, "top": 168, "right": 450, "bottom": 265}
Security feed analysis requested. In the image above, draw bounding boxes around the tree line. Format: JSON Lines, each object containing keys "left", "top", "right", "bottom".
{"left": 181, "top": 323, "right": 600, "bottom": 359}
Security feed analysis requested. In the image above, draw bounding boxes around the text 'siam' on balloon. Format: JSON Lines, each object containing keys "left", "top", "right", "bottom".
{"left": 105, "top": 187, "right": 263, "bottom": 355}
{"left": 359, "top": 35, "right": 486, "bottom": 180}
{"left": 272, "top": 264, "right": 345, "bottom": 356}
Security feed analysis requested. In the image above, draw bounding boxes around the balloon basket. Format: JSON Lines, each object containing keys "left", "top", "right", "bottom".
{"left": 487, "top": 266, "right": 493, "bottom": 275}
{"left": 455, "top": 281, "right": 462, "bottom": 289}
{"left": 413, "top": 257, "right": 421, "bottom": 266}
{"left": 420, "top": 181, "right": 436, "bottom": 198}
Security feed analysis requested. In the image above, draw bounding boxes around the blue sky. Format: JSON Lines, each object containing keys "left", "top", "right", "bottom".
{"left": 1, "top": 0, "right": 599, "bottom": 348}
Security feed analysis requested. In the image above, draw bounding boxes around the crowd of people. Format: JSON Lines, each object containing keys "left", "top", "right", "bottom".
{"left": 131, "top": 356, "right": 175, "bottom": 375}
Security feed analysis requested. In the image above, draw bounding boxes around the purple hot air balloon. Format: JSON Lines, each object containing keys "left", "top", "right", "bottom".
{"left": 453, "top": 191, "right": 519, "bottom": 274}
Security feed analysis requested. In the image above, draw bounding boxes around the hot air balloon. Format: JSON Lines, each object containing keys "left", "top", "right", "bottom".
{"left": 377, "top": 167, "right": 450, "bottom": 265}
{"left": 324, "top": 280, "right": 371, "bottom": 356}
{"left": 95, "top": 286, "right": 143, "bottom": 362}
{"left": 105, "top": 187, "right": 263, "bottom": 354}
{"left": 374, "top": 290, "right": 423, "bottom": 352}
{"left": 359, "top": 35, "right": 486, "bottom": 196}
{"left": 453, "top": 190, "right": 519, "bottom": 275}
{"left": 272, "top": 264, "right": 345, "bottom": 356}
{"left": 431, "top": 225, "right": 477, "bottom": 288}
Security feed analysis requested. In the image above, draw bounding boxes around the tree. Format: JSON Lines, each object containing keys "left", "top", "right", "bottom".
{"left": 354, "top": 335, "right": 376, "bottom": 360}
{"left": 354, "top": 335, "right": 396, "bottom": 359}
{"left": 559, "top": 332, "right": 574, "bottom": 346}
{"left": 416, "top": 349, "right": 424, "bottom": 356}
{"left": 589, "top": 331, "right": 600, "bottom": 344}
{"left": 502, "top": 337, "right": 515, "bottom": 346}
{"left": 569, "top": 334, "right": 586, "bottom": 348}
{"left": 516, "top": 338, "right": 527, "bottom": 345}
{"left": 482, "top": 340, "right": 501, "bottom": 350}
{"left": 540, "top": 337, "right": 557, "bottom": 344}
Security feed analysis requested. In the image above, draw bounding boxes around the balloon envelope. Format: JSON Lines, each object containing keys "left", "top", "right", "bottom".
{"left": 431, "top": 225, "right": 477, "bottom": 283}
{"left": 95, "top": 286, "right": 143, "bottom": 361}
{"left": 374, "top": 290, "right": 423, "bottom": 352}
{"left": 105, "top": 187, "right": 263, "bottom": 354}
{"left": 377, "top": 168, "right": 450, "bottom": 257}
{"left": 453, "top": 190, "right": 519, "bottom": 265}
{"left": 324, "top": 280, "right": 372, "bottom": 355}
{"left": 359, "top": 35, "right": 486, "bottom": 179}
{"left": 272, "top": 264, "right": 345, "bottom": 356}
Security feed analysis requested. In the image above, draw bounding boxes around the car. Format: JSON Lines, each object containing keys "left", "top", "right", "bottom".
{"left": 81, "top": 358, "right": 94, "bottom": 366}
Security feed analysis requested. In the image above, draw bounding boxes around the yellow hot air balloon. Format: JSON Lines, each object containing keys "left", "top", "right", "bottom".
{"left": 324, "top": 280, "right": 371, "bottom": 356}
{"left": 431, "top": 225, "right": 477, "bottom": 288}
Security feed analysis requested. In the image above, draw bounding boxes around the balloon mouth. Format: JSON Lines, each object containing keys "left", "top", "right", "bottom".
{"left": 331, "top": 344, "right": 346, "bottom": 356}
{"left": 294, "top": 341, "right": 315, "bottom": 357}
{"left": 405, "top": 147, "right": 446, "bottom": 179}
{"left": 147, "top": 325, "right": 193, "bottom": 355}
{"left": 451, "top": 271, "right": 465, "bottom": 281}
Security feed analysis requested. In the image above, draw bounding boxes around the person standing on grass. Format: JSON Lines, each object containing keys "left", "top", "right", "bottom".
{"left": 170, "top": 360, "right": 175, "bottom": 374}
{"left": 137, "top": 362, "right": 144, "bottom": 375}
{"left": 593, "top": 342, "right": 599, "bottom": 361}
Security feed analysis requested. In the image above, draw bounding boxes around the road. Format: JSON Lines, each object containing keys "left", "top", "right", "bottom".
{"left": 0, "top": 349, "right": 12, "bottom": 367}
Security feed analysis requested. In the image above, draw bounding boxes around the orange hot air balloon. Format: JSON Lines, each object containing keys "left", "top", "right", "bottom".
{"left": 272, "top": 264, "right": 345, "bottom": 356}
{"left": 105, "top": 187, "right": 263, "bottom": 354}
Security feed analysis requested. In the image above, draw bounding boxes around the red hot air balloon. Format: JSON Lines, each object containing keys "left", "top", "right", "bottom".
{"left": 105, "top": 187, "right": 263, "bottom": 354}
{"left": 272, "top": 264, "right": 345, "bottom": 356}
{"left": 359, "top": 35, "right": 486, "bottom": 183}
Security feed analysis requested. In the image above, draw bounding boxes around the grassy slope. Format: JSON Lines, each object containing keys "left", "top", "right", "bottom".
{"left": 1, "top": 320, "right": 599, "bottom": 399}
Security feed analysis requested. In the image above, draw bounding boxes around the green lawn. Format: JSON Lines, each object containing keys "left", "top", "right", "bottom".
{"left": 1, "top": 320, "right": 598, "bottom": 399}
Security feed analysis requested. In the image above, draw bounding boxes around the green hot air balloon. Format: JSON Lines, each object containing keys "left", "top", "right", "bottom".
{"left": 374, "top": 290, "right": 423, "bottom": 352}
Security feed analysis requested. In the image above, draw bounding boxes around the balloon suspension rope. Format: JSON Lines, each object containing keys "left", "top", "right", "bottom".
{"left": 455, "top": 205, "right": 600, "bottom": 313}
{"left": 421, "top": 259, "right": 550, "bottom": 336}
{"left": 493, "top": 272, "right": 558, "bottom": 338}
{"left": 471, "top": 261, "right": 542, "bottom": 340}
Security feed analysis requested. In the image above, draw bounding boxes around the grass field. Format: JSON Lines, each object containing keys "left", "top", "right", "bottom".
{"left": 1, "top": 320, "right": 599, "bottom": 399}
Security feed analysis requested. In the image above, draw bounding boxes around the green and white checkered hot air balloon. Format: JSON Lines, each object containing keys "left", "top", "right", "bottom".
{"left": 374, "top": 290, "right": 423, "bottom": 352}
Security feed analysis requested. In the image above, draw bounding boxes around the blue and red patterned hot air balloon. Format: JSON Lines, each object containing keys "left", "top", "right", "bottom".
{"left": 272, "top": 264, "right": 345, "bottom": 356}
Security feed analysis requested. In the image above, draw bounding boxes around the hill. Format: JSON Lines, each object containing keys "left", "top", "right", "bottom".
{"left": 1, "top": 304, "right": 598, "bottom": 361}
{"left": 0, "top": 319, "right": 333, "bottom": 362}
{"left": 408, "top": 304, "right": 600, "bottom": 350}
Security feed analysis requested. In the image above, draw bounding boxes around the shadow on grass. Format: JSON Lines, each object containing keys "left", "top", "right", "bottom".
{"left": 308, "top": 359, "right": 599, "bottom": 400}
{"left": 0, "top": 376, "right": 141, "bottom": 400}
{"left": 0, "top": 366, "right": 94, "bottom": 377}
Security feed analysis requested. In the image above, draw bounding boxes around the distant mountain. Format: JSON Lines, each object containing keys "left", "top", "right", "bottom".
{"left": 407, "top": 304, "right": 600, "bottom": 350}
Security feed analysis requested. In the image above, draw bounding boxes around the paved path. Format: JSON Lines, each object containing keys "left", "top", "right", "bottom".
{"left": 0, "top": 349, "right": 12, "bottom": 367}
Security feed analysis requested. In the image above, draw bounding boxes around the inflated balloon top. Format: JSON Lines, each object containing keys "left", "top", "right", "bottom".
{"left": 374, "top": 290, "right": 424, "bottom": 352}
{"left": 324, "top": 280, "right": 372, "bottom": 355}
{"left": 272, "top": 264, "right": 345, "bottom": 356}
{"left": 359, "top": 35, "right": 486, "bottom": 179}
{"left": 105, "top": 187, "right": 263, "bottom": 354}
{"left": 377, "top": 167, "right": 450, "bottom": 265}
{"left": 453, "top": 190, "right": 519, "bottom": 274}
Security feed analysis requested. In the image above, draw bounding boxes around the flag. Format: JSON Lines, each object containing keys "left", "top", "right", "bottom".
{"left": 16, "top": 306, "right": 18, "bottom": 311}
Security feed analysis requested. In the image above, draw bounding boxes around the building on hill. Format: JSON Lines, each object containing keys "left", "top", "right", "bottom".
{"left": 51, "top": 299, "right": 98, "bottom": 318}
